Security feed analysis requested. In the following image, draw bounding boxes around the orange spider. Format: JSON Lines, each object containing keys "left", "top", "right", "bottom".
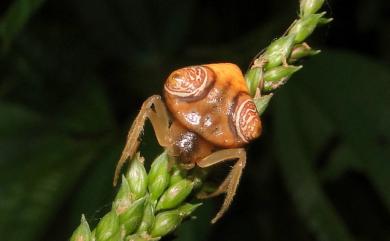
{"left": 114, "top": 63, "right": 261, "bottom": 223}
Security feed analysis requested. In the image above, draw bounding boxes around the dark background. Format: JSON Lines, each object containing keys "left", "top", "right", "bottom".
{"left": 0, "top": 0, "right": 389, "bottom": 241}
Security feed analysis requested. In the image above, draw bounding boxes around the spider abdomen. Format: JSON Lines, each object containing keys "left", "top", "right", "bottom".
{"left": 164, "top": 63, "right": 262, "bottom": 148}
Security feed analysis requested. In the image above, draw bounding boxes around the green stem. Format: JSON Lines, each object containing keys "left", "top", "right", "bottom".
{"left": 70, "top": 1, "right": 331, "bottom": 240}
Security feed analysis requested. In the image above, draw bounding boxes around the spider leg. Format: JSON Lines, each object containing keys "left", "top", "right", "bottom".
{"left": 197, "top": 148, "right": 246, "bottom": 223}
{"left": 113, "top": 95, "right": 170, "bottom": 186}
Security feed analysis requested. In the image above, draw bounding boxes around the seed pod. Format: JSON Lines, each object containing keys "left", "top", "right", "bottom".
{"left": 148, "top": 151, "right": 170, "bottom": 201}
{"left": 263, "top": 35, "right": 296, "bottom": 69}
{"left": 104, "top": 231, "right": 123, "bottom": 241}
{"left": 245, "top": 66, "right": 263, "bottom": 97}
{"left": 289, "top": 43, "right": 321, "bottom": 62}
{"left": 118, "top": 197, "right": 146, "bottom": 235}
{"left": 115, "top": 176, "right": 131, "bottom": 202}
{"left": 91, "top": 229, "right": 96, "bottom": 241}
{"left": 113, "top": 176, "right": 132, "bottom": 215}
{"left": 150, "top": 210, "right": 182, "bottom": 238}
{"left": 137, "top": 199, "right": 155, "bottom": 234}
{"left": 70, "top": 215, "right": 92, "bottom": 241}
{"left": 289, "top": 13, "right": 325, "bottom": 43}
{"left": 263, "top": 65, "right": 302, "bottom": 92}
{"left": 177, "top": 203, "right": 202, "bottom": 218}
{"left": 156, "top": 179, "right": 194, "bottom": 211}
{"left": 126, "top": 234, "right": 152, "bottom": 241}
{"left": 95, "top": 211, "right": 120, "bottom": 241}
{"left": 319, "top": 17, "right": 333, "bottom": 25}
{"left": 169, "top": 165, "right": 186, "bottom": 187}
{"left": 127, "top": 153, "right": 148, "bottom": 200}
{"left": 253, "top": 94, "right": 273, "bottom": 116}
{"left": 300, "top": 0, "right": 325, "bottom": 17}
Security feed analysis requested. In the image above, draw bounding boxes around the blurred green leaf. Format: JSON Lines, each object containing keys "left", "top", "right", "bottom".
{"left": 273, "top": 50, "right": 390, "bottom": 240}
{"left": 55, "top": 78, "right": 116, "bottom": 134}
{"left": 0, "top": 112, "right": 98, "bottom": 241}
{"left": 293, "top": 51, "right": 390, "bottom": 211}
{"left": 0, "top": 0, "right": 46, "bottom": 52}
{"left": 0, "top": 76, "right": 117, "bottom": 241}
{"left": 273, "top": 89, "right": 355, "bottom": 241}
{"left": 319, "top": 144, "right": 364, "bottom": 181}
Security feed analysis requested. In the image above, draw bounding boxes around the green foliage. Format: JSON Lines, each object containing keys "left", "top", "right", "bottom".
{"left": 0, "top": 0, "right": 46, "bottom": 51}
{"left": 0, "top": 99, "right": 116, "bottom": 241}
{"left": 272, "top": 50, "right": 390, "bottom": 240}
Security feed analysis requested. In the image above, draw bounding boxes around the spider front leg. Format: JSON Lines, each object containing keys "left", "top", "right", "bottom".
{"left": 113, "top": 95, "right": 170, "bottom": 186}
{"left": 197, "top": 148, "right": 247, "bottom": 223}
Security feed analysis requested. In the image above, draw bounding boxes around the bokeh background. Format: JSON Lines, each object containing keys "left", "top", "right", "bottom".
{"left": 0, "top": 0, "right": 389, "bottom": 241}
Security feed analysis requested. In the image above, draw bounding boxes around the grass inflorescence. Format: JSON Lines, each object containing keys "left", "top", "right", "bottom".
{"left": 71, "top": 152, "right": 202, "bottom": 241}
{"left": 70, "top": 0, "right": 331, "bottom": 240}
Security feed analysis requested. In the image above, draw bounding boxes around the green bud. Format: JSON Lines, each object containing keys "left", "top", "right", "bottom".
{"left": 289, "top": 13, "right": 325, "bottom": 43}
{"left": 91, "top": 229, "right": 96, "bottom": 241}
{"left": 253, "top": 94, "right": 273, "bottom": 115}
{"left": 70, "top": 215, "right": 92, "bottom": 241}
{"left": 127, "top": 153, "right": 148, "bottom": 200}
{"left": 95, "top": 211, "right": 120, "bottom": 241}
{"left": 319, "top": 17, "right": 333, "bottom": 25}
{"left": 300, "top": 0, "right": 324, "bottom": 17}
{"left": 114, "top": 176, "right": 132, "bottom": 214}
{"left": 169, "top": 165, "right": 187, "bottom": 186}
{"left": 263, "top": 35, "right": 296, "bottom": 69}
{"left": 177, "top": 203, "right": 202, "bottom": 218}
{"left": 137, "top": 199, "right": 155, "bottom": 234}
{"left": 118, "top": 197, "right": 146, "bottom": 235}
{"left": 289, "top": 43, "right": 321, "bottom": 62}
{"left": 245, "top": 66, "right": 263, "bottom": 97}
{"left": 126, "top": 234, "right": 149, "bottom": 241}
{"left": 104, "top": 231, "right": 123, "bottom": 241}
{"left": 156, "top": 179, "right": 194, "bottom": 211}
{"left": 263, "top": 65, "right": 302, "bottom": 92}
{"left": 150, "top": 210, "right": 182, "bottom": 238}
{"left": 148, "top": 151, "right": 170, "bottom": 201}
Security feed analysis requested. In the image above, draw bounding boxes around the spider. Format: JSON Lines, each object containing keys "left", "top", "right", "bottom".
{"left": 113, "top": 63, "right": 262, "bottom": 223}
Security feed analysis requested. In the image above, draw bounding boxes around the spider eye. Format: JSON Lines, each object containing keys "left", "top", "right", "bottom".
{"left": 164, "top": 66, "right": 214, "bottom": 99}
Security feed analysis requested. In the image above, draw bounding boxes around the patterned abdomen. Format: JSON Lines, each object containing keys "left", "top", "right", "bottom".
{"left": 164, "top": 66, "right": 214, "bottom": 99}
{"left": 164, "top": 63, "right": 261, "bottom": 148}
